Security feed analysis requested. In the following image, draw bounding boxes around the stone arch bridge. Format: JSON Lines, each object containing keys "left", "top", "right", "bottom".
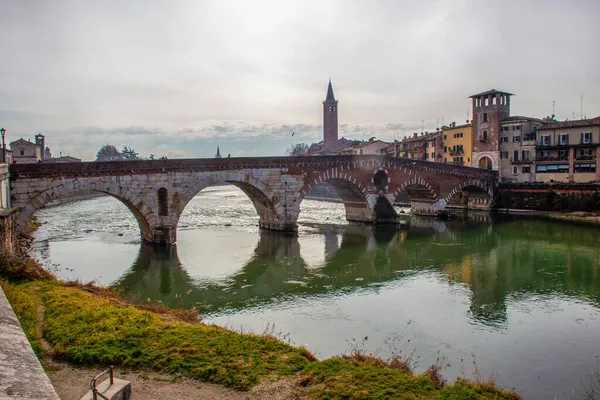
{"left": 9, "top": 155, "right": 497, "bottom": 245}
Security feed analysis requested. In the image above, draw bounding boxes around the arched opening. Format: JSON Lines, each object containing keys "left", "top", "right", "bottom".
{"left": 298, "top": 181, "right": 348, "bottom": 226}
{"left": 302, "top": 178, "right": 372, "bottom": 224}
{"left": 373, "top": 170, "right": 388, "bottom": 191}
{"left": 445, "top": 185, "right": 493, "bottom": 213}
{"left": 177, "top": 179, "right": 282, "bottom": 234}
{"left": 157, "top": 188, "right": 168, "bottom": 216}
{"left": 16, "top": 188, "right": 154, "bottom": 244}
{"left": 478, "top": 156, "right": 493, "bottom": 170}
{"left": 394, "top": 183, "right": 438, "bottom": 216}
{"left": 27, "top": 192, "right": 145, "bottom": 283}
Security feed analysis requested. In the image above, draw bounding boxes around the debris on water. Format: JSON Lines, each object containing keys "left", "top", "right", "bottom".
{"left": 117, "top": 233, "right": 124, "bottom": 236}
{"left": 225, "top": 223, "right": 232, "bottom": 227}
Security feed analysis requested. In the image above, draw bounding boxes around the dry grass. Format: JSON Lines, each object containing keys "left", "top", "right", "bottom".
{"left": 0, "top": 251, "right": 55, "bottom": 281}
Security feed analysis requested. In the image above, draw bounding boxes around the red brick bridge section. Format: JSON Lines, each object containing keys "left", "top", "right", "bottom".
{"left": 9, "top": 155, "right": 497, "bottom": 245}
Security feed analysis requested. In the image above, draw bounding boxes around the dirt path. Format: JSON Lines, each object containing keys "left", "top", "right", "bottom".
{"left": 45, "top": 361, "right": 259, "bottom": 400}
{"left": 45, "top": 361, "right": 306, "bottom": 400}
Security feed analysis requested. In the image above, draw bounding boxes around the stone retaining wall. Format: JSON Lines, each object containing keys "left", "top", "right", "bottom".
{"left": 0, "top": 285, "right": 59, "bottom": 399}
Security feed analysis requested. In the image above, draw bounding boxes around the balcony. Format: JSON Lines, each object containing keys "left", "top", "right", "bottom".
{"left": 537, "top": 141, "right": 569, "bottom": 148}
{"left": 575, "top": 155, "right": 597, "bottom": 161}
{"left": 452, "top": 160, "right": 464, "bottom": 166}
{"left": 449, "top": 149, "right": 464, "bottom": 156}
{"left": 535, "top": 156, "right": 569, "bottom": 163}
{"left": 510, "top": 158, "right": 534, "bottom": 164}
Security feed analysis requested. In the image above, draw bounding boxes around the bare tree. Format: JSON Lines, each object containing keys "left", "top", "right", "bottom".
{"left": 286, "top": 143, "right": 309, "bottom": 156}
{"left": 96, "top": 144, "right": 122, "bottom": 161}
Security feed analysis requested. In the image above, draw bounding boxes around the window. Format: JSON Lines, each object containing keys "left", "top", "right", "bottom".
{"left": 582, "top": 132, "right": 592, "bottom": 144}
{"left": 483, "top": 131, "right": 488, "bottom": 141}
{"left": 444, "top": 158, "right": 447, "bottom": 163}
{"left": 501, "top": 136, "right": 508, "bottom": 144}
{"left": 157, "top": 188, "right": 168, "bottom": 216}
{"left": 512, "top": 166, "right": 518, "bottom": 175}
{"left": 501, "top": 126, "right": 509, "bottom": 132}
{"left": 483, "top": 113, "right": 488, "bottom": 122}
{"left": 460, "top": 132, "right": 463, "bottom": 138}
{"left": 20, "top": 150, "right": 24, "bottom": 156}
{"left": 522, "top": 166, "right": 531, "bottom": 174}
{"left": 444, "top": 146, "right": 447, "bottom": 153}
{"left": 512, "top": 126, "right": 520, "bottom": 131}
{"left": 512, "top": 136, "right": 520, "bottom": 143}
{"left": 444, "top": 135, "right": 447, "bottom": 140}
{"left": 522, "top": 150, "right": 530, "bottom": 160}
{"left": 541, "top": 135, "right": 551, "bottom": 146}
{"left": 513, "top": 151, "right": 519, "bottom": 161}
{"left": 575, "top": 163, "right": 596, "bottom": 173}
{"left": 558, "top": 133, "right": 569, "bottom": 145}
{"left": 500, "top": 151, "right": 508, "bottom": 159}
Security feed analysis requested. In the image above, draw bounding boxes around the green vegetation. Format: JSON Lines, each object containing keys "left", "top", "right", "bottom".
{"left": 0, "top": 281, "right": 43, "bottom": 356}
{"left": 0, "top": 252, "right": 521, "bottom": 398}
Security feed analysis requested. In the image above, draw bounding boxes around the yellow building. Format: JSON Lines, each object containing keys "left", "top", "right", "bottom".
{"left": 442, "top": 122, "right": 473, "bottom": 166}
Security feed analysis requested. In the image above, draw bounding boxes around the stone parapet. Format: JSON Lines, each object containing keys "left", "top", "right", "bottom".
{"left": 0, "top": 285, "right": 60, "bottom": 399}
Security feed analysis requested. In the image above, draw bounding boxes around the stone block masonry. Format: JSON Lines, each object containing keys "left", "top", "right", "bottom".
{"left": 0, "top": 285, "right": 60, "bottom": 399}
{"left": 9, "top": 156, "right": 497, "bottom": 245}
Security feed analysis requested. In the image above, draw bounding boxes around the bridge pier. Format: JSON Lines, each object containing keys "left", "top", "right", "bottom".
{"left": 410, "top": 199, "right": 447, "bottom": 217}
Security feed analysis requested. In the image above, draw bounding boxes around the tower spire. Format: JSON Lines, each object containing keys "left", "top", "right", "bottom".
{"left": 215, "top": 146, "right": 221, "bottom": 158}
{"left": 326, "top": 79, "right": 335, "bottom": 102}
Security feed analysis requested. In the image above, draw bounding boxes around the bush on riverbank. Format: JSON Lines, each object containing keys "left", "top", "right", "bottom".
{"left": 0, "top": 253, "right": 521, "bottom": 399}
{"left": 0, "top": 251, "right": 55, "bottom": 281}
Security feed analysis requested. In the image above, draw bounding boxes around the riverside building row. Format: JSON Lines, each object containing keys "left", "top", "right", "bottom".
{"left": 308, "top": 83, "right": 600, "bottom": 183}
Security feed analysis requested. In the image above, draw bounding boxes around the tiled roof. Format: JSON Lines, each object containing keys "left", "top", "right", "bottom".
{"left": 502, "top": 116, "right": 542, "bottom": 123}
{"left": 469, "top": 89, "right": 513, "bottom": 98}
{"left": 538, "top": 116, "right": 600, "bottom": 130}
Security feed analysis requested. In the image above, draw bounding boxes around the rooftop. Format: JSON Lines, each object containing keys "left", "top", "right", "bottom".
{"left": 502, "top": 116, "right": 542, "bottom": 123}
{"left": 538, "top": 116, "right": 600, "bottom": 130}
{"left": 469, "top": 89, "right": 514, "bottom": 98}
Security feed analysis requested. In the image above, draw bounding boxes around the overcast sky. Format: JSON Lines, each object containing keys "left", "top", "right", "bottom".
{"left": 1, "top": 0, "right": 599, "bottom": 160}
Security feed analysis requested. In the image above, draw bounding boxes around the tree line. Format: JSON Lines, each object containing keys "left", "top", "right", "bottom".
{"left": 95, "top": 144, "right": 166, "bottom": 161}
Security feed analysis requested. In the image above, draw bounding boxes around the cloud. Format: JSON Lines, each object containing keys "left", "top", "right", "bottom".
{"left": 0, "top": 0, "right": 598, "bottom": 159}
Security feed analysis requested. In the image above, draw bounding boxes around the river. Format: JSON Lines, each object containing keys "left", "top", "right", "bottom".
{"left": 31, "top": 184, "right": 600, "bottom": 399}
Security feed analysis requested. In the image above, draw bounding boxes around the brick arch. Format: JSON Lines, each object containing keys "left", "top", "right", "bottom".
{"left": 443, "top": 180, "right": 494, "bottom": 204}
{"left": 295, "top": 166, "right": 374, "bottom": 223}
{"left": 14, "top": 180, "right": 155, "bottom": 243}
{"left": 175, "top": 171, "right": 284, "bottom": 230}
{"left": 390, "top": 176, "right": 439, "bottom": 202}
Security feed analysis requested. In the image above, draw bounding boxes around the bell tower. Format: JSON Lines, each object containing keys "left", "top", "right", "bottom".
{"left": 323, "top": 79, "right": 338, "bottom": 151}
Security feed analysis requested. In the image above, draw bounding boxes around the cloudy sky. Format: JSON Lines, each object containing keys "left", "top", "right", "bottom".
{"left": 1, "top": 0, "right": 599, "bottom": 160}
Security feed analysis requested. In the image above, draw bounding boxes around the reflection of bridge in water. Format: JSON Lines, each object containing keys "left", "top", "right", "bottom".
{"left": 116, "top": 216, "right": 600, "bottom": 326}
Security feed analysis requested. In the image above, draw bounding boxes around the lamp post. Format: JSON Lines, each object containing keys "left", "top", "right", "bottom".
{"left": 0, "top": 128, "right": 5, "bottom": 163}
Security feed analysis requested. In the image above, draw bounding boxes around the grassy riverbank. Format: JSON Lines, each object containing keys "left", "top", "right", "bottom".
{"left": 0, "top": 252, "right": 520, "bottom": 399}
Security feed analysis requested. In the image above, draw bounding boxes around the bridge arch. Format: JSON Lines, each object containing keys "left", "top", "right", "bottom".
{"left": 297, "top": 167, "right": 376, "bottom": 224}
{"left": 14, "top": 181, "right": 156, "bottom": 243}
{"left": 444, "top": 180, "right": 494, "bottom": 211}
{"left": 174, "top": 171, "right": 286, "bottom": 231}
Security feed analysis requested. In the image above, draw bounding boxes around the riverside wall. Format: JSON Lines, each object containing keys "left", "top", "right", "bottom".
{"left": 497, "top": 183, "right": 600, "bottom": 212}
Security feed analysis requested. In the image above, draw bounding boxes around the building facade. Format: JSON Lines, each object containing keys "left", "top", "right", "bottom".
{"left": 470, "top": 89, "right": 512, "bottom": 171}
{"left": 535, "top": 117, "right": 600, "bottom": 183}
{"left": 442, "top": 122, "right": 472, "bottom": 166}
{"left": 10, "top": 138, "right": 42, "bottom": 163}
{"left": 498, "top": 116, "right": 543, "bottom": 182}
